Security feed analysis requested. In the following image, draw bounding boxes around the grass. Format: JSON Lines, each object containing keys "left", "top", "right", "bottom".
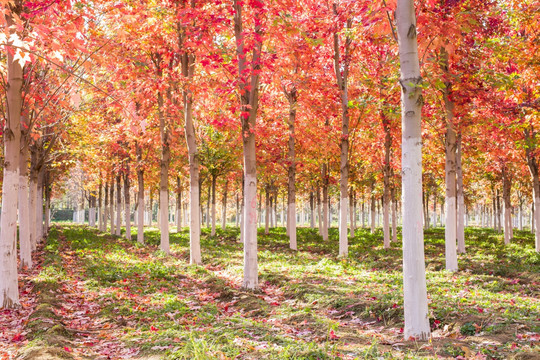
{"left": 15, "top": 224, "right": 540, "bottom": 359}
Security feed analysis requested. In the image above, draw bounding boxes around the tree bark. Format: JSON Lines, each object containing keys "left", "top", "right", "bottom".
{"left": 124, "top": 170, "right": 131, "bottom": 240}
{"left": 265, "top": 184, "right": 270, "bottom": 235}
{"left": 392, "top": 187, "right": 398, "bottom": 242}
{"left": 211, "top": 175, "right": 217, "bottom": 236}
{"left": 222, "top": 180, "right": 228, "bottom": 230}
{"left": 110, "top": 177, "right": 115, "bottom": 235}
{"left": 285, "top": 86, "right": 297, "bottom": 249}
{"left": 349, "top": 191, "right": 354, "bottom": 238}
{"left": 158, "top": 89, "right": 170, "bottom": 254}
{"left": 502, "top": 167, "right": 513, "bottom": 245}
{"left": 333, "top": 8, "right": 351, "bottom": 257}
{"left": 441, "top": 47, "right": 458, "bottom": 272}
{"left": 321, "top": 164, "right": 329, "bottom": 240}
{"left": 456, "top": 134, "right": 466, "bottom": 253}
{"left": 176, "top": 176, "right": 182, "bottom": 232}
{"left": 397, "top": 0, "right": 430, "bottom": 339}
{"left": 104, "top": 182, "right": 109, "bottom": 233}
{"left": 370, "top": 194, "right": 376, "bottom": 234}
{"left": 137, "top": 147, "right": 145, "bottom": 244}
{"left": 19, "top": 137, "right": 32, "bottom": 269}
{"left": 116, "top": 175, "right": 122, "bottom": 236}
{"left": 0, "top": 8, "right": 23, "bottom": 307}
{"left": 234, "top": 0, "right": 262, "bottom": 289}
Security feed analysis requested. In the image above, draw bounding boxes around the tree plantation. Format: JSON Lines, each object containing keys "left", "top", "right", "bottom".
{"left": 0, "top": 0, "right": 539, "bottom": 359}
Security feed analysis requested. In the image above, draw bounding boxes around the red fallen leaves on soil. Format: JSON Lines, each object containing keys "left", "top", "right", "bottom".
{"left": 329, "top": 329, "right": 339, "bottom": 340}
{"left": 64, "top": 346, "right": 72, "bottom": 352}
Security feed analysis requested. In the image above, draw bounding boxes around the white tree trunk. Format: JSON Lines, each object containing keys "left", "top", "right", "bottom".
{"left": 288, "top": 203, "right": 297, "bottom": 250}
{"left": 392, "top": 198, "right": 398, "bottom": 242}
{"left": 397, "top": 0, "right": 430, "bottom": 339}
{"left": 456, "top": 136, "right": 465, "bottom": 254}
{"left": 37, "top": 181, "right": 44, "bottom": 241}
{"left": 243, "top": 172, "right": 258, "bottom": 289}
{"left": 443, "top": 96, "right": 458, "bottom": 272}
{"left": 19, "top": 146, "right": 32, "bottom": 269}
{"left": 116, "top": 176, "right": 122, "bottom": 237}
{"left": 159, "top": 188, "right": 169, "bottom": 253}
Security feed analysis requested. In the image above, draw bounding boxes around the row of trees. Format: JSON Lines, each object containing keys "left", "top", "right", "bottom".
{"left": 1, "top": 0, "right": 538, "bottom": 340}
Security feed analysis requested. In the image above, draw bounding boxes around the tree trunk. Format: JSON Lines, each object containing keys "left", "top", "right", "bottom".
{"left": 496, "top": 189, "right": 502, "bottom": 233}
{"left": 456, "top": 134, "right": 466, "bottom": 254}
{"left": 397, "top": 0, "right": 430, "bottom": 339}
{"left": 37, "top": 169, "right": 45, "bottom": 241}
{"left": 502, "top": 167, "right": 512, "bottom": 245}
{"left": 310, "top": 191, "right": 315, "bottom": 229}
{"left": 124, "top": 170, "right": 131, "bottom": 240}
{"left": 158, "top": 89, "right": 170, "bottom": 254}
{"left": 104, "top": 182, "right": 109, "bottom": 233}
{"left": 265, "top": 184, "right": 270, "bottom": 235}
{"left": 349, "top": 191, "right": 355, "bottom": 238}
{"left": 29, "top": 172, "right": 37, "bottom": 251}
{"left": 211, "top": 175, "right": 217, "bottom": 236}
{"left": 116, "top": 175, "right": 122, "bottom": 236}
{"left": 89, "top": 192, "right": 96, "bottom": 227}
{"left": 382, "top": 111, "right": 392, "bottom": 248}
{"left": 44, "top": 173, "right": 50, "bottom": 235}
{"left": 98, "top": 180, "right": 104, "bottom": 231}
{"left": 233, "top": 0, "right": 263, "bottom": 289}
{"left": 222, "top": 180, "right": 228, "bottom": 230}
{"left": 176, "top": 176, "right": 182, "bottom": 232}
{"left": 333, "top": 13, "right": 351, "bottom": 257}
{"left": 442, "top": 47, "right": 458, "bottom": 272}
{"left": 317, "top": 186, "right": 322, "bottom": 235}
{"left": 321, "top": 164, "right": 329, "bottom": 240}
{"left": 392, "top": 187, "right": 398, "bottom": 242}
{"left": 19, "top": 138, "right": 32, "bottom": 269}
{"left": 0, "top": 13, "right": 23, "bottom": 307}
{"left": 110, "top": 178, "right": 115, "bottom": 235}
{"left": 137, "top": 158, "right": 145, "bottom": 244}
{"left": 370, "top": 194, "right": 376, "bottom": 234}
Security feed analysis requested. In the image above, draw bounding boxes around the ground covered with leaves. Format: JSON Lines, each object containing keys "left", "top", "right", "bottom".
{"left": 1, "top": 224, "right": 539, "bottom": 359}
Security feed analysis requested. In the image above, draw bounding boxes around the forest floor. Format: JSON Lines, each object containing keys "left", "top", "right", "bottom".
{"left": 1, "top": 224, "right": 539, "bottom": 359}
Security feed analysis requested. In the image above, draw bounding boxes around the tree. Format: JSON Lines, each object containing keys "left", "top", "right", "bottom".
{"left": 396, "top": 0, "right": 430, "bottom": 340}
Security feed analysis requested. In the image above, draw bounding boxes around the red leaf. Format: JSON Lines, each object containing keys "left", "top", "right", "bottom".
{"left": 150, "top": 325, "right": 158, "bottom": 331}
{"left": 64, "top": 347, "right": 72, "bottom": 352}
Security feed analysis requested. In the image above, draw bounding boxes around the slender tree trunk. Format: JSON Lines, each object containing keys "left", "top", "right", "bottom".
{"left": 116, "top": 175, "right": 122, "bottom": 236}
{"left": 322, "top": 164, "right": 329, "bottom": 240}
{"left": 137, "top": 158, "right": 145, "bottom": 244}
{"left": 89, "top": 192, "right": 96, "bottom": 227}
{"left": 158, "top": 89, "right": 170, "bottom": 254}
{"left": 37, "top": 169, "right": 45, "bottom": 241}
{"left": 124, "top": 170, "right": 131, "bottom": 240}
{"left": 110, "top": 178, "right": 115, "bottom": 235}
{"left": 236, "top": 193, "right": 240, "bottom": 227}
{"left": 176, "top": 176, "right": 182, "bottom": 232}
{"left": 397, "top": 0, "right": 430, "bottom": 339}
{"left": 383, "top": 111, "right": 392, "bottom": 248}
{"left": 29, "top": 171, "right": 37, "bottom": 251}
{"left": 19, "top": 139, "right": 32, "bottom": 269}
{"left": 502, "top": 167, "right": 512, "bottom": 245}
{"left": 349, "top": 191, "right": 355, "bottom": 238}
{"left": 0, "top": 12, "right": 23, "bottom": 307}
{"left": 310, "top": 191, "right": 315, "bottom": 229}
{"left": 183, "top": 61, "right": 201, "bottom": 263}
{"left": 44, "top": 173, "right": 50, "bottom": 235}
{"left": 104, "top": 182, "right": 109, "bottom": 232}
{"left": 370, "top": 194, "right": 376, "bottom": 234}
{"left": 456, "top": 134, "right": 466, "bottom": 253}
{"left": 206, "top": 183, "right": 211, "bottom": 228}
{"left": 333, "top": 13, "right": 351, "bottom": 257}
{"left": 317, "top": 186, "right": 322, "bottom": 235}
{"left": 442, "top": 46, "right": 458, "bottom": 272}
{"left": 233, "top": 0, "right": 262, "bottom": 289}
{"left": 392, "top": 187, "right": 398, "bottom": 242}
{"left": 496, "top": 189, "right": 502, "bottom": 233}
{"left": 222, "top": 180, "right": 228, "bottom": 230}
{"left": 265, "top": 184, "right": 270, "bottom": 235}
{"left": 98, "top": 180, "right": 104, "bottom": 231}
{"left": 211, "top": 175, "right": 217, "bottom": 236}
